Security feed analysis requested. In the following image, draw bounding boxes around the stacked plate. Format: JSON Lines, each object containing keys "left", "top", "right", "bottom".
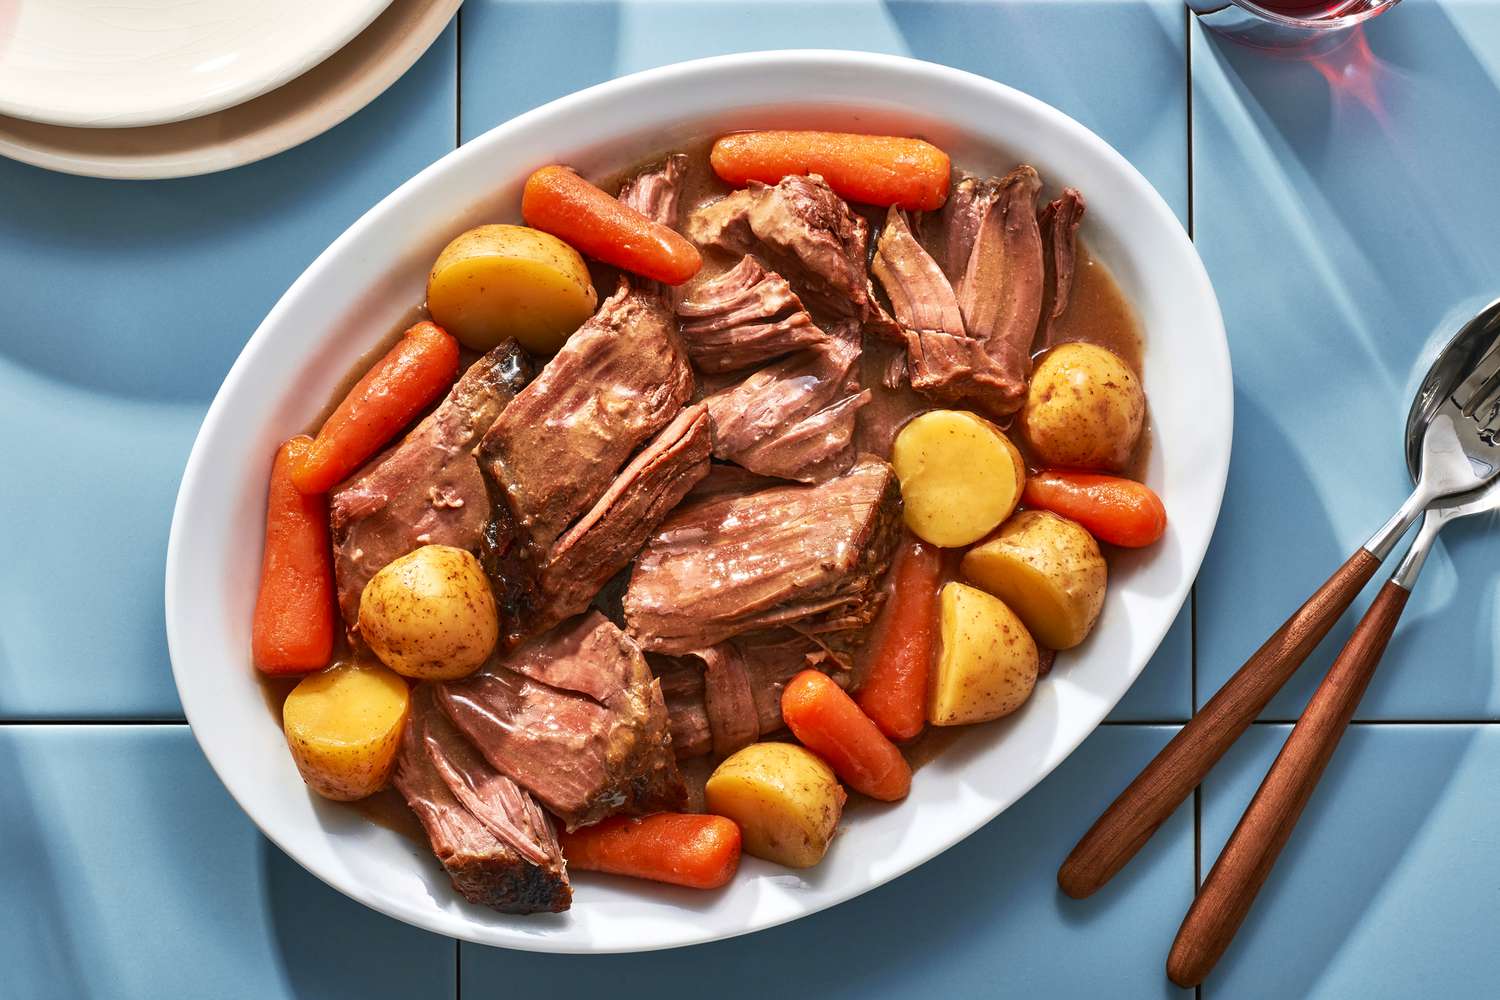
{"left": 0, "top": 0, "right": 461, "bottom": 179}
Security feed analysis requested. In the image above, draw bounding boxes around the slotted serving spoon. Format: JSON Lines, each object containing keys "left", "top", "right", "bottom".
{"left": 1059, "top": 298, "right": 1500, "bottom": 907}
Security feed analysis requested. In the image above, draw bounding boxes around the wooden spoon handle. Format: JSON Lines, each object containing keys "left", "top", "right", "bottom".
{"left": 1166, "top": 580, "right": 1411, "bottom": 987}
{"left": 1058, "top": 548, "right": 1379, "bottom": 899}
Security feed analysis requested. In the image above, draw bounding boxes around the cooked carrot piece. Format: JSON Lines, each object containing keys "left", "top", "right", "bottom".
{"left": 560, "top": 813, "right": 741, "bottom": 889}
{"left": 253, "top": 436, "right": 336, "bottom": 675}
{"left": 782, "top": 670, "right": 912, "bottom": 802}
{"left": 1023, "top": 470, "right": 1167, "bottom": 548}
{"left": 521, "top": 165, "right": 702, "bottom": 285}
{"left": 291, "top": 321, "right": 459, "bottom": 494}
{"left": 856, "top": 539, "right": 943, "bottom": 741}
{"left": 710, "top": 130, "right": 951, "bottom": 211}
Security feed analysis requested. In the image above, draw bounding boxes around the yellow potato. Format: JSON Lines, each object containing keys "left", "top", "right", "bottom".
{"left": 929, "top": 582, "right": 1038, "bottom": 726}
{"left": 427, "top": 224, "right": 597, "bottom": 354}
{"left": 358, "top": 544, "right": 498, "bottom": 680}
{"left": 705, "top": 742, "right": 846, "bottom": 869}
{"left": 961, "top": 510, "right": 1107, "bottom": 650}
{"left": 1021, "top": 342, "right": 1145, "bottom": 471}
{"left": 283, "top": 660, "right": 411, "bottom": 801}
{"left": 890, "top": 409, "right": 1026, "bottom": 548}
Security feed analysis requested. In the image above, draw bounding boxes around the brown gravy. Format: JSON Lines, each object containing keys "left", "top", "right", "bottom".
{"left": 264, "top": 142, "right": 1148, "bottom": 827}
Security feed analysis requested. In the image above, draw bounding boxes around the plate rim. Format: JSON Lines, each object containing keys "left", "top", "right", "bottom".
{"left": 165, "top": 48, "right": 1232, "bottom": 953}
{"left": 0, "top": 0, "right": 394, "bottom": 128}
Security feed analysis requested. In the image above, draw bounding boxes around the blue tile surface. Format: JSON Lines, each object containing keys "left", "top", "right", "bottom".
{"left": 0, "top": 726, "right": 454, "bottom": 1000}
{"left": 461, "top": 725, "right": 1195, "bottom": 1000}
{"left": 0, "top": 25, "right": 458, "bottom": 719}
{"left": 5, "top": 0, "right": 1500, "bottom": 995}
{"left": 1201, "top": 724, "right": 1500, "bottom": 998}
{"left": 460, "top": 0, "right": 1194, "bottom": 722}
{"left": 1192, "top": 1, "right": 1500, "bottom": 719}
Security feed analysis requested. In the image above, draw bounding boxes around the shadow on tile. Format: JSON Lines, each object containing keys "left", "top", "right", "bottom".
{"left": 1201, "top": 724, "right": 1477, "bottom": 995}
{"left": 261, "top": 839, "right": 455, "bottom": 1000}
{"left": 459, "top": 727, "right": 1194, "bottom": 1000}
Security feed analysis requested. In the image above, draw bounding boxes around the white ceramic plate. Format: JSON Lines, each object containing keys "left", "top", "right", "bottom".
{"left": 166, "top": 51, "right": 1232, "bottom": 954}
{"left": 0, "top": 0, "right": 458, "bottom": 179}
{"left": 0, "top": 0, "right": 392, "bottom": 128}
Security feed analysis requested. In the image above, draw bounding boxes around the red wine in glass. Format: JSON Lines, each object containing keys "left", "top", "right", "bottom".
{"left": 1253, "top": 0, "right": 1376, "bottom": 16}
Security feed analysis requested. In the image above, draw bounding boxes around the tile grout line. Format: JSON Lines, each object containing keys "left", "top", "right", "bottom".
{"left": 1186, "top": 19, "right": 1206, "bottom": 1000}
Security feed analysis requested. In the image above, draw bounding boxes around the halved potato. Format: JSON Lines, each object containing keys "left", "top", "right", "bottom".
{"left": 929, "top": 582, "right": 1038, "bottom": 726}
{"left": 358, "top": 544, "right": 499, "bottom": 680}
{"left": 705, "top": 742, "right": 846, "bottom": 869}
{"left": 960, "top": 510, "right": 1107, "bottom": 650}
{"left": 427, "top": 223, "right": 597, "bottom": 354}
{"left": 283, "top": 660, "right": 411, "bottom": 801}
{"left": 890, "top": 409, "right": 1026, "bottom": 547}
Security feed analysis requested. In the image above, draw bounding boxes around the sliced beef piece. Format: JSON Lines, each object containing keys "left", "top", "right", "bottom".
{"left": 531, "top": 404, "right": 713, "bottom": 632}
{"left": 476, "top": 283, "right": 694, "bottom": 557}
{"left": 686, "top": 174, "right": 869, "bottom": 320}
{"left": 623, "top": 455, "right": 902, "bottom": 654}
{"left": 677, "top": 255, "right": 830, "bottom": 373}
{"left": 704, "top": 320, "right": 870, "bottom": 483}
{"left": 1038, "top": 187, "right": 1086, "bottom": 348}
{"left": 393, "top": 685, "right": 570, "bottom": 913}
{"left": 653, "top": 632, "right": 846, "bottom": 759}
{"left": 871, "top": 207, "right": 1015, "bottom": 408}
{"left": 875, "top": 167, "right": 1045, "bottom": 417}
{"left": 330, "top": 342, "right": 532, "bottom": 626}
{"left": 435, "top": 612, "right": 686, "bottom": 831}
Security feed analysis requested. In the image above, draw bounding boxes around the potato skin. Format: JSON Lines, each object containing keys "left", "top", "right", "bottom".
{"left": 427, "top": 224, "right": 597, "bottom": 354}
{"left": 961, "top": 510, "right": 1107, "bottom": 650}
{"left": 358, "top": 545, "right": 499, "bottom": 680}
{"left": 929, "top": 583, "right": 1039, "bottom": 726}
{"left": 1021, "top": 342, "right": 1144, "bottom": 471}
{"left": 705, "top": 742, "right": 846, "bottom": 869}
{"left": 890, "top": 409, "right": 1026, "bottom": 548}
{"left": 283, "top": 660, "right": 411, "bottom": 801}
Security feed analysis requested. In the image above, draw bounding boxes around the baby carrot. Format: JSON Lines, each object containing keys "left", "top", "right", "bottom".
{"left": 560, "top": 813, "right": 742, "bottom": 890}
{"left": 521, "top": 165, "right": 702, "bottom": 285}
{"left": 292, "top": 321, "right": 459, "bottom": 494}
{"left": 253, "top": 436, "right": 336, "bottom": 675}
{"left": 1023, "top": 471, "right": 1167, "bottom": 548}
{"left": 783, "top": 670, "right": 912, "bottom": 802}
{"left": 856, "top": 539, "right": 943, "bottom": 741}
{"left": 710, "top": 130, "right": 951, "bottom": 211}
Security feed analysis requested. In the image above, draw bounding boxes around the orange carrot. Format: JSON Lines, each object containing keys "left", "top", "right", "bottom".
{"left": 710, "top": 130, "right": 951, "bottom": 211}
{"left": 1023, "top": 470, "right": 1167, "bottom": 548}
{"left": 560, "top": 813, "right": 741, "bottom": 889}
{"left": 856, "top": 539, "right": 943, "bottom": 741}
{"left": 521, "top": 165, "right": 702, "bottom": 285}
{"left": 783, "top": 670, "right": 912, "bottom": 802}
{"left": 253, "top": 436, "right": 336, "bottom": 675}
{"left": 292, "top": 321, "right": 459, "bottom": 494}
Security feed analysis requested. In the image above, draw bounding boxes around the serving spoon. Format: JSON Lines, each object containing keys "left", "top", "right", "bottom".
{"left": 1167, "top": 348, "right": 1500, "bottom": 984}
{"left": 1058, "top": 298, "right": 1500, "bottom": 903}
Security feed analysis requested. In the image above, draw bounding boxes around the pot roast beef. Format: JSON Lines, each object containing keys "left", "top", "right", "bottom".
{"left": 676, "top": 255, "right": 830, "bottom": 373}
{"left": 476, "top": 285, "right": 693, "bottom": 557}
{"left": 533, "top": 404, "right": 712, "bottom": 632}
{"left": 654, "top": 631, "right": 848, "bottom": 758}
{"left": 393, "top": 685, "right": 571, "bottom": 913}
{"left": 703, "top": 320, "right": 870, "bottom": 483}
{"left": 435, "top": 612, "right": 686, "bottom": 831}
{"left": 1038, "top": 187, "right": 1086, "bottom": 347}
{"left": 330, "top": 341, "right": 533, "bottom": 626}
{"left": 874, "top": 167, "right": 1045, "bottom": 416}
{"left": 686, "top": 174, "right": 870, "bottom": 321}
{"left": 622, "top": 455, "right": 902, "bottom": 654}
